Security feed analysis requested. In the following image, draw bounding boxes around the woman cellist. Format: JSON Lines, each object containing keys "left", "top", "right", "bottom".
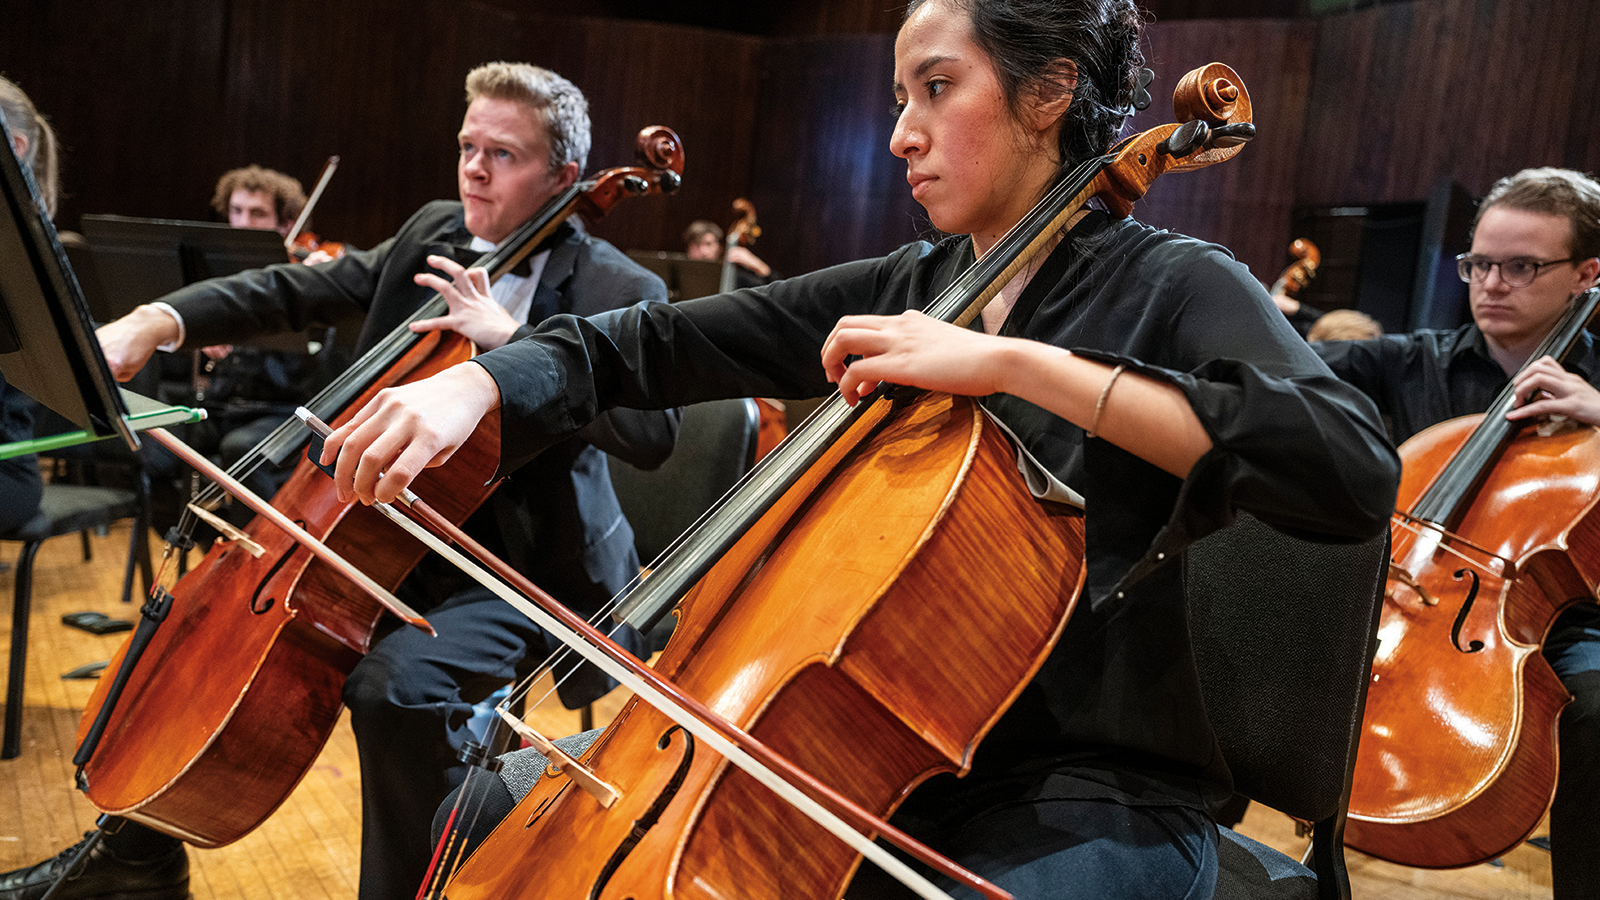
{"left": 1313, "top": 166, "right": 1600, "bottom": 899}
{"left": 325, "top": 0, "right": 1398, "bottom": 896}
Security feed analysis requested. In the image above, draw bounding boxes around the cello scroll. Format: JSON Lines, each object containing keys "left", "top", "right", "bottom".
{"left": 1096, "top": 61, "right": 1253, "bottom": 217}
{"left": 573, "top": 125, "right": 683, "bottom": 222}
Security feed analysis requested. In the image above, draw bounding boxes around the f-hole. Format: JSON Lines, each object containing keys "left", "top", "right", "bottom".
{"left": 589, "top": 726, "right": 696, "bottom": 900}
{"left": 523, "top": 784, "right": 568, "bottom": 829}
{"left": 1450, "top": 568, "right": 1485, "bottom": 653}
{"left": 250, "top": 520, "right": 307, "bottom": 614}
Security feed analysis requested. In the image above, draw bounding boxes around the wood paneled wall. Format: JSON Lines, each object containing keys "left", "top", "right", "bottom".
{"left": 747, "top": 33, "right": 927, "bottom": 278}
{"left": 5, "top": 0, "right": 766, "bottom": 257}
{"left": 3, "top": 0, "right": 1597, "bottom": 300}
{"left": 1299, "top": 0, "right": 1600, "bottom": 205}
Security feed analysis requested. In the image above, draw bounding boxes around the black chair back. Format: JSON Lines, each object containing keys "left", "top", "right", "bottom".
{"left": 607, "top": 397, "right": 760, "bottom": 567}
{"left": 1185, "top": 512, "right": 1388, "bottom": 900}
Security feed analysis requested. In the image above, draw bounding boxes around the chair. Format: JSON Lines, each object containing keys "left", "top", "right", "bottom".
{"left": 606, "top": 397, "right": 761, "bottom": 567}
{"left": 583, "top": 399, "right": 758, "bottom": 730}
{"left": 1184, "top": 512, "right": 1389, "bottom": 900}
{"left": 2, "top": 479, "right": 153, "bottom": 759}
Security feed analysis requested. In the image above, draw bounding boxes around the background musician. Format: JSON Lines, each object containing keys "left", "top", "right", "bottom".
{"left": 1305, "top": 308, "right": 1381, "bottom": 342}
{"left": 156, "top": 164, "right": 346, "bottom": 515}
{"left": 683, "top": 217, "right": 773, "bottom": 287}
{"left": 1314, "top": 166, "right": 1600, "bottom": 899}
{"left": 211, "top": 163, "right": 307, "bottom": 237}
{"left": 327, "top": 1, "right": 1398, "bottom": 897}
{"left": 0, "top": 62, "right": 676, "bottom": 900}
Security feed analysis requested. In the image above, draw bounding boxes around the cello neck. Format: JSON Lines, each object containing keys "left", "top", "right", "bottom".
{"left": 1410, "top": 285, "right": 1600, "bottom": 527}
{"left": 612, "top": 152, "right": 1117, "bottom": 634}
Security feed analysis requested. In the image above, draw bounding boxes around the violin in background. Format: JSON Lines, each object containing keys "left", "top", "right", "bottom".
{"left": 285, "top": 155, "right": 346, "bottom": 264}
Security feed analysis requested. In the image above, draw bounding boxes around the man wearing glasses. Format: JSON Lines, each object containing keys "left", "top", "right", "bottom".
{"left": 1314, "top": 166, "right": 1600, "bottom": 899}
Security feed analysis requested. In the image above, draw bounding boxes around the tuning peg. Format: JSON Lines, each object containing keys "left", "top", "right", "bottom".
{"left": 1132, "top": 67, "right": 1155, "bottom": 112}
{"left": 1206, "top": 123, "right": 1257, "bottom": 149}
{"left": 1157, "top": 120, "right": 1210, "bottom": 159}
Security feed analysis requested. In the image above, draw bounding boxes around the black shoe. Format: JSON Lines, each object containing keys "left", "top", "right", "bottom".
{"left": 0, "top": 832, "right": 189, "bottom": 900}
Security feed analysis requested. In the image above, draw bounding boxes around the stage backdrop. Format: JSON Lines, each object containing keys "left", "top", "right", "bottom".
{"left": 3, "top": 0, "right": 1595, "bottom": 293}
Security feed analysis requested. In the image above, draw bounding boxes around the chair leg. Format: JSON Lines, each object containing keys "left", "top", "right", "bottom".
{"left": 134, "top": 471, "right": 155, "bottom": 599}
{"left": 137, "top": 524, "right": 154, "bottom": 599}
{"left": 120, "top": 520, "right": 140, "bottom": 606}
{"left": 120, "top": 503, "right": 156, "bottom": 605}
{"left": 137, "top": 470, "right": 154, "bottom": 595}
{"left": 4, "top": 540, "right": 43, "bottom": 760}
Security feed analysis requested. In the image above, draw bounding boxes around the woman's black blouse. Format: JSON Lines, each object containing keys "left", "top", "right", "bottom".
{"left": 475, "top": 210, "right": 1399, "bottom": 815}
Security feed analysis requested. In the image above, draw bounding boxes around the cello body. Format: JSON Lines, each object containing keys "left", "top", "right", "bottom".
{"left": 1346, "top": 413, "right": 1600, "bottom": 867}
{"left": 75, "top": 331, "right": 502, "bottom": 846}
{"left": 445, "top": 393, "right": 1085, "bottom": 900}
{"left": 70, "top": 126, "right": 685, "bottom": 847}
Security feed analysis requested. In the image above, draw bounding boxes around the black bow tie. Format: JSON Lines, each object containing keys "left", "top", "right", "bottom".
{"left": 509, "top": 252, "right": 534, "bottom": 277}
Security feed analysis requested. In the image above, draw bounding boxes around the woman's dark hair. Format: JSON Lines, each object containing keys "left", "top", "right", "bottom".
{"left": 905, "top": 0, "right": 1145, "bottom": 176}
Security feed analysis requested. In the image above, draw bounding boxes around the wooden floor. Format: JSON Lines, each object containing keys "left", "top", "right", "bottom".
{"left": 1, "top": 522, "right": 1553, "bottom": 899}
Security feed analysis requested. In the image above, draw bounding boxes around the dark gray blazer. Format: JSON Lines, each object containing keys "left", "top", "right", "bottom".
{"left": 162, "top": 200, "right": 678, "bottom": 702}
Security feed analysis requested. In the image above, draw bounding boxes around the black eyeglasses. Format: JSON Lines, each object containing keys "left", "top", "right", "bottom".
{"left": 1456, "top": 253, "right": 1576, "bottom": 287}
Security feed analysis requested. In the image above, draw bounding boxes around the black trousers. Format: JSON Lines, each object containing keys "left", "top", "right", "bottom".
{"left": 344, "top": 557, "right": 642, "bottom": 900}
{"left": 1546, "top": 604, "right": 1600, "bottom": 900}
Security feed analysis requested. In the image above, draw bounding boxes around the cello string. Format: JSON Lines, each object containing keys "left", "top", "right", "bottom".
{"left": 1389, "top": 513, "right": 1513, "bottom": 575}
{"left": 513, "top": 389, "right": 867, "bottom": 713}
{"left": 363, "top": 490, "right": 974, "bottom": 900}
{"left": 493, "top": 395, "right": 852, "bottom": 716}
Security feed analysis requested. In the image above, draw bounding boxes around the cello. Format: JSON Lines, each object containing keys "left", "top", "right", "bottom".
{"left": 69, "top": 127, "right": 685, "bottom": 848}
{"left": 420, "top": 64, "right": 1255, "bottom": 900}
{"left": 718, "top": 197, "right": 762, "bottom": 293}
{"left": 1346, "top": 285, "right": 1600, "bottom": 867}
{"left": 1270, "top": 237, "right": 1320, "bottom": 301}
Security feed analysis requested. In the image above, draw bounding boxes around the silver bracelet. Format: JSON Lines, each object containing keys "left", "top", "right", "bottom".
{"left": 1086, "top": 364, "right": 1126, "bottom": 440}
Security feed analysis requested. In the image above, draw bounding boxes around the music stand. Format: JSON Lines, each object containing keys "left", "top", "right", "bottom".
{"left": 79, "top": 215, "right": 287, "bottom": 317}
{"left": 77, "top": 214, "right": 326, "bottom": 356}
{"left": 0, "top": 113, "right": 199, "bottom": 460}
{"left": 627, "top": 250, "right": 722, "bottom": 302}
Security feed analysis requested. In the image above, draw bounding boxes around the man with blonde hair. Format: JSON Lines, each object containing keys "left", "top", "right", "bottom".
{"left": 0, "top": 62, "right": 676, "bottom": 900}
{"left": 1315, "top": 166, "right": 1600, "bottom": 899}
{"left": 1304, "top": 308, "right": 1381, "bottom": 342}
